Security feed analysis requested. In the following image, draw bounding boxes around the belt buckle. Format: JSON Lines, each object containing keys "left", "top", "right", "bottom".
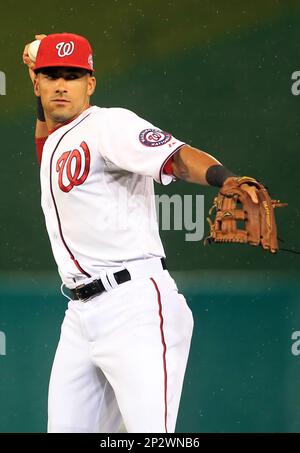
{"left": 74, "top": 283, "right": 85, "bottom": 301}
{"left": 75, "top": 279, "right": 104, "bottom": 301}
{"left": 75, "top": 283, "right": 85, "bottom": 290}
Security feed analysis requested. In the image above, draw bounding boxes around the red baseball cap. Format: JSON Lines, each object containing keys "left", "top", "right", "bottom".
{"left": 34, "top": 33, "right": 94, "bottom": 72}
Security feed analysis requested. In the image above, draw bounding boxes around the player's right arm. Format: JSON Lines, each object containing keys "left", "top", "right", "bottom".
{"left": 23, "top": 35, "right": 48, "bottom": 164}
{"left": 170, "top": 144, "right": 259, "bottom": 203}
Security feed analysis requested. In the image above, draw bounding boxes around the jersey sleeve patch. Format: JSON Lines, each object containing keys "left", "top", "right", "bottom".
{"left": 139, "top": 129, "right": 172, "bottom": 147}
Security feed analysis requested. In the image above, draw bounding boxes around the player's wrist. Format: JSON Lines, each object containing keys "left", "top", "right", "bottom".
{"left": 205, "top": 164, "right": 236, "bottom": 187}
{"left": 36, "top": 96, "right": 45, "bottom": 122}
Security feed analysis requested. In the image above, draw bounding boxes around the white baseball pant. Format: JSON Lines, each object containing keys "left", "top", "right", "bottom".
{"left": 47, "top": 258, "right": 194, "bottom": 433}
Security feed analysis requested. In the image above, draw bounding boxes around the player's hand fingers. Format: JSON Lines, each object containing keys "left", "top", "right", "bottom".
{"left": 35, "top": 34, "right": 47, "bottom": 40}
{"left": 24, "top": 57, "right": 36, "bottom": 70}
{"left": 23, "top": 35, "right": 46, "bottom": 68}
{"left": 23, "top": 44, "right": 36, "bottom": 84}
{"left": 22, "top": 43, "right": 30, "bottom": 63}
{"left": 23, "top": 43, "right": 35, "bottom": 69}
{"left": 23, "top": 35, "right": 47, "bottom": 72}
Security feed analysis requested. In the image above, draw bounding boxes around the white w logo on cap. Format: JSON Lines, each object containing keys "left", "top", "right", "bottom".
{"left": 56, "top": 41, "right": 75, "bottom": 57}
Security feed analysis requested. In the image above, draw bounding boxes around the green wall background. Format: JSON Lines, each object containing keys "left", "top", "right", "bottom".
{"left": 0, "top": 0, "right": 300, "bottom": 432}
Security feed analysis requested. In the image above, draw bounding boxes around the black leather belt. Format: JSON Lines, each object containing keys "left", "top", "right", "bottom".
{"left": 71, "top": 258, "right": 166, "bottom": 301}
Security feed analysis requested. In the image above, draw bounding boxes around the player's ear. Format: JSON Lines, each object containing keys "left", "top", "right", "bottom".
{"left": 33, "top": 75, "right": 40, "bottom": 97}
{"left": 87, "top": 76, "right": 96, "bottom": 96}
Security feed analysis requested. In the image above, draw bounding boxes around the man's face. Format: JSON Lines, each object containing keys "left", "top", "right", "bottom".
{"left": 34, "top": 67, "right": 96, "bottom": 124}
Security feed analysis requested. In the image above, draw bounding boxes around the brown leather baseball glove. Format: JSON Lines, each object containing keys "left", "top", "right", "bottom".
{"left": 204, "top": 176, "right": 286, "bottom": 253}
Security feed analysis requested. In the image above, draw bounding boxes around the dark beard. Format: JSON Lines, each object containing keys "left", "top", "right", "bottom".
{"left": 51, "top": 111, "right": 74, "bottom": 124}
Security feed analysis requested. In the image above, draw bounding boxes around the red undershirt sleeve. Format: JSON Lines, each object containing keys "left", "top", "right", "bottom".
{"left": 162, "top": 156, "right": 174, "bottom": 175}
{"left": 35, "top": 136, "right": 47, "bottom": 165}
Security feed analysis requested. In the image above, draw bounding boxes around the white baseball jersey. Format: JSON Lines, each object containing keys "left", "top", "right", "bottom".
{"left": 40, "top": 106, "right": 185, "bottom": 288}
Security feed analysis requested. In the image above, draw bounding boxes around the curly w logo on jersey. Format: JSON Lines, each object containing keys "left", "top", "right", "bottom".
{"left": 56, "top": 141, "right": 90, "bottom": 193}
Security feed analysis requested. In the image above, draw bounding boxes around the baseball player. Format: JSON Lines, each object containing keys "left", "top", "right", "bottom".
{"left": 23, "top": 33, "right": 258, "bottom": 433}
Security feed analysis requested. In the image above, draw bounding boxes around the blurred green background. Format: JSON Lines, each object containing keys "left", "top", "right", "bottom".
{"left": 0, "top": 0, "right": 300, "bottom": 433}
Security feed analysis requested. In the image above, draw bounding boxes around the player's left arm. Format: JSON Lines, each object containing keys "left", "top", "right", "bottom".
{"left": 171, "top": 145, "right": 259, "bottom": 203}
